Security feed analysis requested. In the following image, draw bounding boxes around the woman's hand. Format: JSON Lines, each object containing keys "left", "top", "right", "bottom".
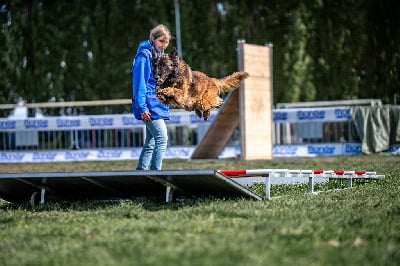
{"left": 141, "top": 110, "right": 151, "bottom": 121}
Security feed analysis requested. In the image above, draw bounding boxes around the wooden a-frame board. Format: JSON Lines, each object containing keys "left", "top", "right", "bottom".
{"left": 191, "top": 41, "right": 273, "bottom": 160}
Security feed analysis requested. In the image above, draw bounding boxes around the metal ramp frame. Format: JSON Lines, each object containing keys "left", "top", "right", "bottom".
{"left": 0, "top": 170, "right": 263, "bottom": 204}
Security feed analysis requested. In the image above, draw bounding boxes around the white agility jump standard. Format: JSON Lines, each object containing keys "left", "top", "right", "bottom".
{"left": 220, "top": 169, "right": 385, "bottom": 200}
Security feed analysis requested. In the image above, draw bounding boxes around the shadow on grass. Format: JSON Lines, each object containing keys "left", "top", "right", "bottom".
{"left": 0, "top": 196, "right": 223, "bottom": 212}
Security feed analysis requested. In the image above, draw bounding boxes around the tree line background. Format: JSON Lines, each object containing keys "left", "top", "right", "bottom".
{"left": 0, "top": 0, "right": 399, "bottom": 108}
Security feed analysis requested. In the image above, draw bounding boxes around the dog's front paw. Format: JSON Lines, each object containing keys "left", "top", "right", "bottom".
{"left": 156, "top": 92, "right": 169, "bottom": 105}
{"left": 161, "top": 87, "right": 175, "bottom": 97}
{"left": 195, "top": 109, "right": 202, "bottom": 118}
{"left": 203, "top": 110, "right": 211, "bottom": 121}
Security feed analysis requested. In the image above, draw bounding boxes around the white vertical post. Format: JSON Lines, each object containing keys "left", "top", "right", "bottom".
{"left": 40, "top": 188, "right": 45, "bottom": 204}
{"left": 347, "top": 177, "right": 353, "bottom": 189}
{"left": 174, "top": 0, "right": 182, "bottom": 56}
{"left": 165, "top": 186, "right": 173, "bottom": 203}
{"left": 265, "top": 172, "right": 271, "bottom": 200}
{"left": 308, "top": 174, "right": 314, "bottom": 193}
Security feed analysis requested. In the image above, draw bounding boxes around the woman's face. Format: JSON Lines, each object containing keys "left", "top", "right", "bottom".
{"left": 152, "top": 36, "right": 170, "bottom": 52}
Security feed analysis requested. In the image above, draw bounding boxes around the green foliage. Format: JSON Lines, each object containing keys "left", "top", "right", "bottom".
{"left": 0, "top": 0, "right": 398, "bottom": 105}
{"left": 279, "top": 3, "right": 315, "bottom": 102}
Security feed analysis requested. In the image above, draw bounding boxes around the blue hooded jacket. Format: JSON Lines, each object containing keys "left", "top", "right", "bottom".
{"left": 131, "top": 40, "right": 170, "bottom": 120}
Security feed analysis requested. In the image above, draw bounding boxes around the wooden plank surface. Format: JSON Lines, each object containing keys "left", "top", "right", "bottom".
{"left": 239, "top": 43, "right": 273, "bottom": 160}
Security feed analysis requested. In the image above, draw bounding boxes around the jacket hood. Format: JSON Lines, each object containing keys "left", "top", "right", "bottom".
{"left": 136, "top": 40, "right": 164, "bottom": 58}
{"left": 136, "top": 40, "right": 153, "bottom": 56}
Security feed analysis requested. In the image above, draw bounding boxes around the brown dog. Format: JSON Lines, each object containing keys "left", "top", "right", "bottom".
{"left": 152, "top": 48, "right": 249, "bottom": 120}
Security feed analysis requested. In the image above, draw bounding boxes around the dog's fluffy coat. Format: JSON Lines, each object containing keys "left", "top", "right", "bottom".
{"left": 152, "top": 48, "right": 249, "bottom": 120}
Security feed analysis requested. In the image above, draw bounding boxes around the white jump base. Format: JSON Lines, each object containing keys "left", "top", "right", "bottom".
{"left": 220, "top": 169, "right": 385, "bottom": 200}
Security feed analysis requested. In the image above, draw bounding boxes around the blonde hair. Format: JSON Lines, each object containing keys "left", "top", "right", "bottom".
{"left": 149, "top": 24, "right": 172, "bottom": 41}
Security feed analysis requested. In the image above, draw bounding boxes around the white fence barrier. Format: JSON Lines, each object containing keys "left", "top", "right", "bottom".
{"left": 1, "top": 106, "right": 399, "bottom": 162}
{"left": 1, "top": 107, "right": 350, "bottom": 132}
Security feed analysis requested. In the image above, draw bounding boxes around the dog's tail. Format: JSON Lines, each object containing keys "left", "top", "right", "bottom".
{"left": 217, "top": 71, "right": 249, "bottom": 93}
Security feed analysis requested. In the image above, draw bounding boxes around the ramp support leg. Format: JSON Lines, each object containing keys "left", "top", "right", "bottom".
{"left": 265, "top": 174, "right": 271, "bottom": 200}
{"left": 165, "top": 186, "right": 174, "bottom": 203}
{"left": 308, "top": 175, "right": 314, "bottom": 193}
{"left": 40, "top": 188, "right": 46, "bottom": 204}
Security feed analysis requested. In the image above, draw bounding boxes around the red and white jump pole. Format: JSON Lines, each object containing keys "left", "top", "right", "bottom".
{"left": 218, "top": 169, "right": 385, "bottom": 200}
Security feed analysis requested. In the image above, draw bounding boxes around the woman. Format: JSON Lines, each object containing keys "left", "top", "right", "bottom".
{"left": 132, "top": 24, "right": 171, "bottom": 170}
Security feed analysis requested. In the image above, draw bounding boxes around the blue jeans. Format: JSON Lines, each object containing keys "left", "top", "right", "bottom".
{"left": 136, "top": 119, "right": 168, "bottom": 170}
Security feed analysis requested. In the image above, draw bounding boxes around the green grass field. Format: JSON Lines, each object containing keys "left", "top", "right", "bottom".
{"left": 0, "top": 155, "right": 399, "bottom": 266}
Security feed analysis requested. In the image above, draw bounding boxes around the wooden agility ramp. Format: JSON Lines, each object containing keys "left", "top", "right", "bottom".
{"left": 191, "top": 41, "right": 273, "bottom": 160}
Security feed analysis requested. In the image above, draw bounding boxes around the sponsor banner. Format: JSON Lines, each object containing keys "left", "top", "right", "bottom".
{"left": 273, "top": 107, "right": 351, "bottom": 123}
{"left": 1, "top": 107, "right": 353, "bottom": 132}
{"left": 0, "top": 111, "right": 216, "bottom": 132}
{"left": 273, "top": 143, "right": 362, "bottom": 157}
{"left": 0, "top": 146, "right": 239, "bottom": 163}
{"left": 2, "top": 143, "right": 398, "bottom": 163}
{"left": 0, "top": 152, "right": 26, "bottom": 162}
{"left": 0, "top": 143, "right": 363, "bottom": 163}
{"left": 0, "top": 148, "right": 198, "bottom": 163}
